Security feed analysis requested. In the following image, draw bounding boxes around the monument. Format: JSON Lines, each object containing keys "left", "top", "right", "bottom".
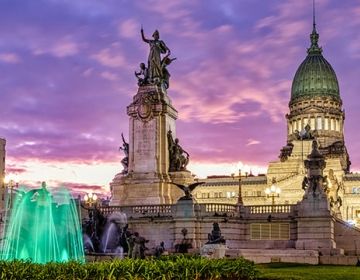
{"left": 110, "top": 28, "right": 193, "bottom": 206}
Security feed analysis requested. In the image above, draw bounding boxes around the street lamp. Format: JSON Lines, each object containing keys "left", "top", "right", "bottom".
{"left": 83, "top": 192, "right": 99, "bottom": 246}
{"left": 265, "top": 179, "right": 281, "bottom": 211}
{"left": 84, "top": 192, "right": 98, "bottom": 207}
{"left": 4, "top": 176, "right": 19, "bottom": 210}
{"left": 237, "top": 169, "right": 243, "bottom": 205}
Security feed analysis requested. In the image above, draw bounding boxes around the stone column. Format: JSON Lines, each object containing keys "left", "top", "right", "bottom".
{"left": 111, "top": 85, "right": 180, "bottom": 205}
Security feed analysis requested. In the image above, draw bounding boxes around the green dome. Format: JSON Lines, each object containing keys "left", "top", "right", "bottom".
{"left": 290, "top": 26, "right": 340, "bottom": 103}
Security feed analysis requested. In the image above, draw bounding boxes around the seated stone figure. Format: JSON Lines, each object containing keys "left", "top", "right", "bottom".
{"left": 167, "top": 130, "right": 190, "bottom": 172}
{"left": 206, "top": 222, "right": 225, "bottom": 244}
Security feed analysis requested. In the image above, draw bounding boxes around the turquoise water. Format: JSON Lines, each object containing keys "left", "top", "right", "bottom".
{"left": 1, "top": 183, "right": 84, "bottom": 263}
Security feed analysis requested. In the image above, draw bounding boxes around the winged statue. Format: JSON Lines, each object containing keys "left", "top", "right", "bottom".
{"left": 171, "top": 182, "right": 205, "bottom": 200}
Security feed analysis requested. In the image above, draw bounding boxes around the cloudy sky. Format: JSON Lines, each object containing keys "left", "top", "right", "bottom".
{"left": 1, "top": 0, "right": 360, "bottom": 196}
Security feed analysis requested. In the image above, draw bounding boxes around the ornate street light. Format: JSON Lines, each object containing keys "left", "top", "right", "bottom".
{"left": 4, "top": 175, "right": 19, "bottom": 210}
{"left": 84, "top": 192, "right": 98, "bottom": 207}
{"left": 237, "top": 169, "right": 243, "bottom": 205}
{"left": 265, "top": 179, "right": 281, "bottom": 211}
{"left": 83, "top": 192, "right": 99, "bottom": 246}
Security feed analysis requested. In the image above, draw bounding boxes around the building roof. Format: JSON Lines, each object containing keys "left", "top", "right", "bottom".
{"left": 344, "top": 173, "right": 360, "bottom": 181}
{"left": 290, "top": 24, "right": 340, "bottom": 104}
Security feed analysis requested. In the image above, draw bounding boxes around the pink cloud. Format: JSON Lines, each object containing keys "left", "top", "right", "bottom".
{"left": 246, "top": 139, "right": 260, "bottom": 146}
{"left": 0, "top": 52, "right": 21, "bottom": 63}
{"left": 92, "top": 47, "right": 126, "bottom": 68}
{"left": 118, "top": 19, "right": 138, "bottom": 39}
{"left": 33, "top": 37, "right": 80, "bottom": 57}
{"left": 100, "top": 71, "right": 117, "bottom": 81}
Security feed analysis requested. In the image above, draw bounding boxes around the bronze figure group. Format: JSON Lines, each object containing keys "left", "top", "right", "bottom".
{"left": 135, "top": 28, "right": 176, "bottom": 89}
{"left": 167, "top": 130, "right": 189, "bottom": 172}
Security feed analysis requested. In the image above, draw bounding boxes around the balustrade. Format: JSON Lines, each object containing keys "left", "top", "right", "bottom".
{"left": 249, "top": 204, "right": 292, "bottom": 214}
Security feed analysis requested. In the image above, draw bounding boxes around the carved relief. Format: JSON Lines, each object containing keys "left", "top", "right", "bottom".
{"left": 128, "top": 87, "right": 164, "bottom": 122}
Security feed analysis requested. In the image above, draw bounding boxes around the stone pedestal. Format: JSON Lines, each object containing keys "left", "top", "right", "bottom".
{"left": 110, "top": 172, "right": 175, "bottom": 205}
{"left": 200, "top": 244, "right": 227, "bottom": 259}
{"left": 111, "top": 85, "right": 181, "bottom": 206}
{"left": 175, "top": 199, "right": 198, "bottom": 218}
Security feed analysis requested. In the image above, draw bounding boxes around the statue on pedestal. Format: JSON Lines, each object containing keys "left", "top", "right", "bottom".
{"left": 167, "top": 130, "right": 189, "bottom": 171}
{"left": 139, "top": 28, "right": 176, "bottom": 89}
{"left": 206, "top": 222, "right": 226, "bottom": 245}
{"left": 119, "top": 133, "right": 129, "bottom": 174}
{"left": 171, "top": 182, "right": 204, "bottom": 200}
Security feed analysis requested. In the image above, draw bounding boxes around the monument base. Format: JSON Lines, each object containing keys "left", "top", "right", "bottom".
{"left": 110, "top": 172, "right": 178, "bottom": 206}
{"left": 200, "top": 244, "right": 227, "bottom": 259}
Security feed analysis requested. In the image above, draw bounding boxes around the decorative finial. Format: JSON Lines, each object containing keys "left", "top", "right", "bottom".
{"left": 307, "top": 0, "right": 322, "bottom": 55}
{"left": 313, "top": 0, "right": 316, "bottom": 31}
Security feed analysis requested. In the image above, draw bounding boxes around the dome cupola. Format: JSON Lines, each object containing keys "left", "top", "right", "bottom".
{"left": 290, "top": 24, "right": 340, "bottom": 104}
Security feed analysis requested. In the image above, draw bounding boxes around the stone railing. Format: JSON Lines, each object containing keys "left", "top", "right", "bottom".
{"left": 131, "top": 204, "right": 173, "bottom": 215}
{"left": 202, "top": 203, "right": 238, "bottom": 214}
{"left": 249, "top": 204, "right": 293, "bottom": 214}
{"left": 99, "top": 204, "right": 173, "bottom": 218}
{"left": 99, "top": 203, "right": 295, "bottom": 219}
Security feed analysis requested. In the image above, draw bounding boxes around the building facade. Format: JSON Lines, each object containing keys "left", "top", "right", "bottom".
{"left": 193, "top": 22, "right": 360, "bottom": 223}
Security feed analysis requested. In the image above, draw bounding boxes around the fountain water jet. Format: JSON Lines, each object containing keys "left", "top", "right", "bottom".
{"left": 1, "top": 182, "right": 84, "bottom": 263}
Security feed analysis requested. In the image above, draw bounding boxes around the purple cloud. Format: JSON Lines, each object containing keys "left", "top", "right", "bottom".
{"left": 1, "top": 0, "right": 360, "bottom": 190}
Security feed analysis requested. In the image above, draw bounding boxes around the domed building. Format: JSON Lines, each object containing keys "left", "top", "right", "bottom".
{"left": 194, "top": 20, "right": 360, "bottom": 223}
{"left": 287, "top": 22, "right": 349, "bottom": 171}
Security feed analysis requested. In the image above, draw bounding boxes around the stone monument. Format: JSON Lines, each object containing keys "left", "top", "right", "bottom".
{"left": 110, "top": 28, "right": 193, "bottom": 206}
{"left": 295, "top": 140, "right": 339, "bottom": 254}
{"left": 201, "top": 222, "right": 227, "bottom": 259}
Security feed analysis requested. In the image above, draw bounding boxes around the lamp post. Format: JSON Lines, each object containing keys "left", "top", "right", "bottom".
{"left": 237, "top": 169, "right": 243, "bottom": 205}
{"left": 84, "top": 192, "right": 98, "bottom": 207}
{"left": 265, "top": 179, "right": 281, "bottom": 212}
{"left": 4, "top": 176, "right": 18, "bottom": 210}
{"left": 84, "top": 192, "right": 98, "bottom": 243}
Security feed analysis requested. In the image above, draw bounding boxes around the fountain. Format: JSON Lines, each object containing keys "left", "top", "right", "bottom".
{"left": 1, "top": 182, "right": 84, "bottom": 263}
{"left": 82, "top": 209, "right": 128, "bottom": 257}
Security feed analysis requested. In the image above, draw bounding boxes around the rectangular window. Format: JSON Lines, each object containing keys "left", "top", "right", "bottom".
{"left": 310, "top": 118, "right": 315, "bottom": 130}
{"left": 250, "top": 223, "right": 290, "bottom": 240}
{"left": 257, "top": 191, "right": 262, "bottom": 197}
{"left": 297, "top": 119, "right": 301, "bottom": 131}
{"left": 317, "top": 117, "right": 322, "bottom": 130}
{"left": 214, "top": 192, "right": 218, "bottom": 198}
{"left": 324, "top": 118, "right": 329, "bottom": 130}
{"left": 201, "top": 193, "right": 207, "bottom": 199}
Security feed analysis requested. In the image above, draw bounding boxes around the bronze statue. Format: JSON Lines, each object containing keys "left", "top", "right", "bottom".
{"left": 131, "top": 232, "right": 148, "bottom": 259}
{"left": 141, "top": 28, "right": 170, "bottom": 82}
{"left": 167, "top": 130, "right": 189, "bottom": 171}
{"left": 299, "top": 124, "right": 315, "bottom": 140}
{"left": 206, "top": 222, "right": 225, "bottom": 244}
{"left": 134, "top": 62, "right": 149, "bottom": 85}
{"left": 159, "top": 54, "right": 176, "bottom": 89}
{"left": 119, "top": 133, "right": 129, "bottom": 174}
{"left": 171, "top": 182, "right": 205, "bottom": 200}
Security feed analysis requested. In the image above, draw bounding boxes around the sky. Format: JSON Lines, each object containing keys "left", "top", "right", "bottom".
{"left": 1, "top": 0, "right": 360, "bottom": 197}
